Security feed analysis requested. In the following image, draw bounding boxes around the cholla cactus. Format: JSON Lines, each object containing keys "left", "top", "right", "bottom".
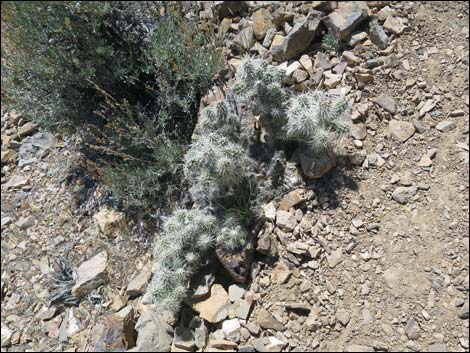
{"left": 145, "top": 208, "right": 218, "bottom": 312}
{"left": 233, "top": 58, "right": 290, "bottom": 129}
{"left": 216, "top": 215, "right": 248, "bottom": 251}
{"left": 199, "top": 97, "right": 241, "bottom": 140}
{"left": 284, "top": 91, "right": 351, "bottom": 153}
{"left": 145, "top": 208, "right": 248, "bottom": 312}
{"left": 184, "top": 132, "right": 254, "bottom": 205}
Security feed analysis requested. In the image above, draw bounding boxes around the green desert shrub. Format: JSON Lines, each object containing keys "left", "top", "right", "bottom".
{"left": 284, "top": 91, "right": 352, "bottom": 153}
{"left": 2, "top": 1, "right": 221, "bottom": 213}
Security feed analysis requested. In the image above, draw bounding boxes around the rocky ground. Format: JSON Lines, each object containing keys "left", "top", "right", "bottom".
{"left": 1, "top": 1, "right": 469, "bottom": 352}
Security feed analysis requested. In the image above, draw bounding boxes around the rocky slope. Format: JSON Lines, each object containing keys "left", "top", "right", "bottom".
{"left": 1, "top": 1, "right": 469, "bottom": 352}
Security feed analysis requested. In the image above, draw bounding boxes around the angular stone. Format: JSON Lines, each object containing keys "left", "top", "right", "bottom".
{"left": 228, "top": 284, "right": 246, "bottom": 302}
{"left": 276, "top": 210, "right": 296, "bottom": 232}
{"left": 349, "top": 31, "right": 368, "bottom": 46}
{"left": 126, "top": 266, "right": 152, "bottom": 297}
{"left": 135, "top": 310, "right": 173, "bottom": 352}
{"left": 188, "top": 284, "right": 230, "bottom": 323}
{"left": 292, "top": 69, "right": 309, "bottom": 83}
{"left": 91, "top": 308, "right": 136, "bottom": 351}
{"left": 370, "top": 23, "right": 389, "bottom": 49}
{"left": 272, "top": 261, "right": 291, "bottom": 285}
{"left": 15, "top": 215, "right": 35, "bottom": 230}
{"left": 266, "top": 336, "right": 286, "bottom": 352}
{"left": 388, "top": 120, "right": 415, "bottom": 143}
{"left": 342, "top": 50, "right": 360, "bottom": 65}
{"left": 208, "top": 339, "right": 237, "bottom": 350}
{"left": 234, "top": 25, "right": 255, "bottom": 52}
{"left": 257, "top": 308, "right": 285, "bottom": 331}
{"left": 4, "top": 175, "right": 30, "bottom": 189}
{"left": 436, "top": 121, "right": 457, "bottom": 133}
{"left": 336, "top": 309, "right": 351, "bottom": 326}
{"left": 253, "top": 8, "right": 273, "bottom": 40}
{"left": 299, "top": 149, "right": 336, "bottom": 179}
{"left": 428, "top": 344, "right": 447, "bottom": 352}
{"left": 279, "top": 190, "right": 305, "bottom": 211}
{"left": 94, "top": 208, "right": 125, "bottom": 236}
{"left": 222, "top": 318, "right": 240, "bottom": 336}
{"left": 375, "top": 95, "right": 396, "bottom": 114}
{"left": 458, "top": 302, "right": 469, "bottom": 319}
{"left": 72, "top": 251, "right": 108, "bottom": 297}
{"left": 325, "top": 1, "right": 370, "bottom": 39}
{"left": 384, "top": 16, "right": 406, "bottom": 35}
{"left": 17, "top": 122, "right": 36, "bottom": 139}
{"left": 351, "top": 124, "right": 367, "bottom": 140}
{"left": 392, "top": 186, "right": 418, "bottom": 204}
{"left": 236, "top": 299, "right": 253, "bottom": 320}
{"left": 299, "top": 54, "right": 313, "bottom": 76}
{"left": 1, "top": 149, "right": 17, "bottom": 164}
{"left": 405, "top": 317, "right": 421, "bottom": 340}
{"left": 417, "top": 154, "right": 433, "bottom": 168}
{"left": 326, "top": 249, "right": 343, "bottom": 268}
{"left": 1, "top": 324, "right": 13, "bottom": 347}
{"left": 314, "top": 52, "right": 333, "bottom": 70}
{"left": 324, "top": 71, "right": 342, "bottom": 88}
{"left": 271, "top": 12, "right": 321, "bottom": 61}
{"left": 262, "top": 202, "right": 277, "bottom": 221}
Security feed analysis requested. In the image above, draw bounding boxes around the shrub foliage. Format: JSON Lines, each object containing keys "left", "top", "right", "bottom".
{"left": 2, "top": 1, "right": 222, "bottom": 212}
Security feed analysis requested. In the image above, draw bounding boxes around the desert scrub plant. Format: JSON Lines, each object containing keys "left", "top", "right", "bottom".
{"left": 284, "top": 91, "right": 352, "bottom": 153}
{"left": 322, "top": 31, "right": 342, "bottom": 54}
{"left": 233, "top": 57, "right": 290, "bottom": 139}
{"left": 2, "top": 1, "right": 221, "bottom": 214}
{"left": 144, "top": 208, "right": 247, "bottom": 312}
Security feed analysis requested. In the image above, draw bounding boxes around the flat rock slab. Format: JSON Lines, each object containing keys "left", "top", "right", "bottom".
{"left": 188, "top": 284, "right": 230, "bottom": 323}
{"left": 325, "top": 1, "right": 370, "bottom": 39}
{"left": 388, "top": 120, "right": 415, "bottom": 142}
{"left": 257, "top": 308, "right": 285, "bottom": 331}
{"left": 72, "top": 251, "right": 108, "bottom": 297}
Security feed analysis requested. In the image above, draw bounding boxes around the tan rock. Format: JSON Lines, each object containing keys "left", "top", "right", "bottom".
{"left": 1, "top": 149, "right": 17, "bottom": 164}
{"left": 72, "top": 251, "right": 108, "bottom": 297}
{"left": 253, "top": 8, "right": 273, "bottom": 40}
{"left": 188, "top": 284, "right": 230, "bottom": 323}
{"left": 257, "top": 308, "right": 285, "bottom": 331}
{"left": 272, "top": 260, "right": 291, "bottom": 285}
{"left": 126, "top": 266, "right": 152, "bottom": 297}
{"left": 279, "top": 190, "right": 305, "bottom": 211}
{"left": 94, "top": 208, "right": 125, "bottom": 236}
{"left": 4, "top": 175, "right": 30, "bottom": 189}
{"left": 17, "top": 122, "right": 36, "bottom": 139}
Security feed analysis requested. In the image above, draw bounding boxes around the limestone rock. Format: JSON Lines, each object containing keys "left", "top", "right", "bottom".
{"left": 253, "top": 8, "right": 273, "bottom": 40}
{"left": 384, "top": 16, "right": 406, "bottom": 35}
{"left": 436, "top": 121, "right": 457, "bottom": 133}
{"left": 388, "top": 120, "right": 415, "bottom": 143}
{"left": 325, "top": 1, "right": 370, "bottom": 39}
{"left": 271, "top": 12, "right": 321, "bottom": 61}
{"left": 188, "top": 284, "right": 230, "bottom": 323}
{"left": 72, "top": 251, "right": 108, "bottom": 297}
{"left": 276, "top": 210, "right": 296, "bottom": 232}
{"left": 135, "top": 310, "right": 173, "bottom": 352}
{"left": 126, "top": 266, "right": 152, "bottom": 297}
{"left": 257, "top": 308, "right": 285, "bottom": 331}
{"left": 392, "top": 186, "right": 418, "bottom": 204}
